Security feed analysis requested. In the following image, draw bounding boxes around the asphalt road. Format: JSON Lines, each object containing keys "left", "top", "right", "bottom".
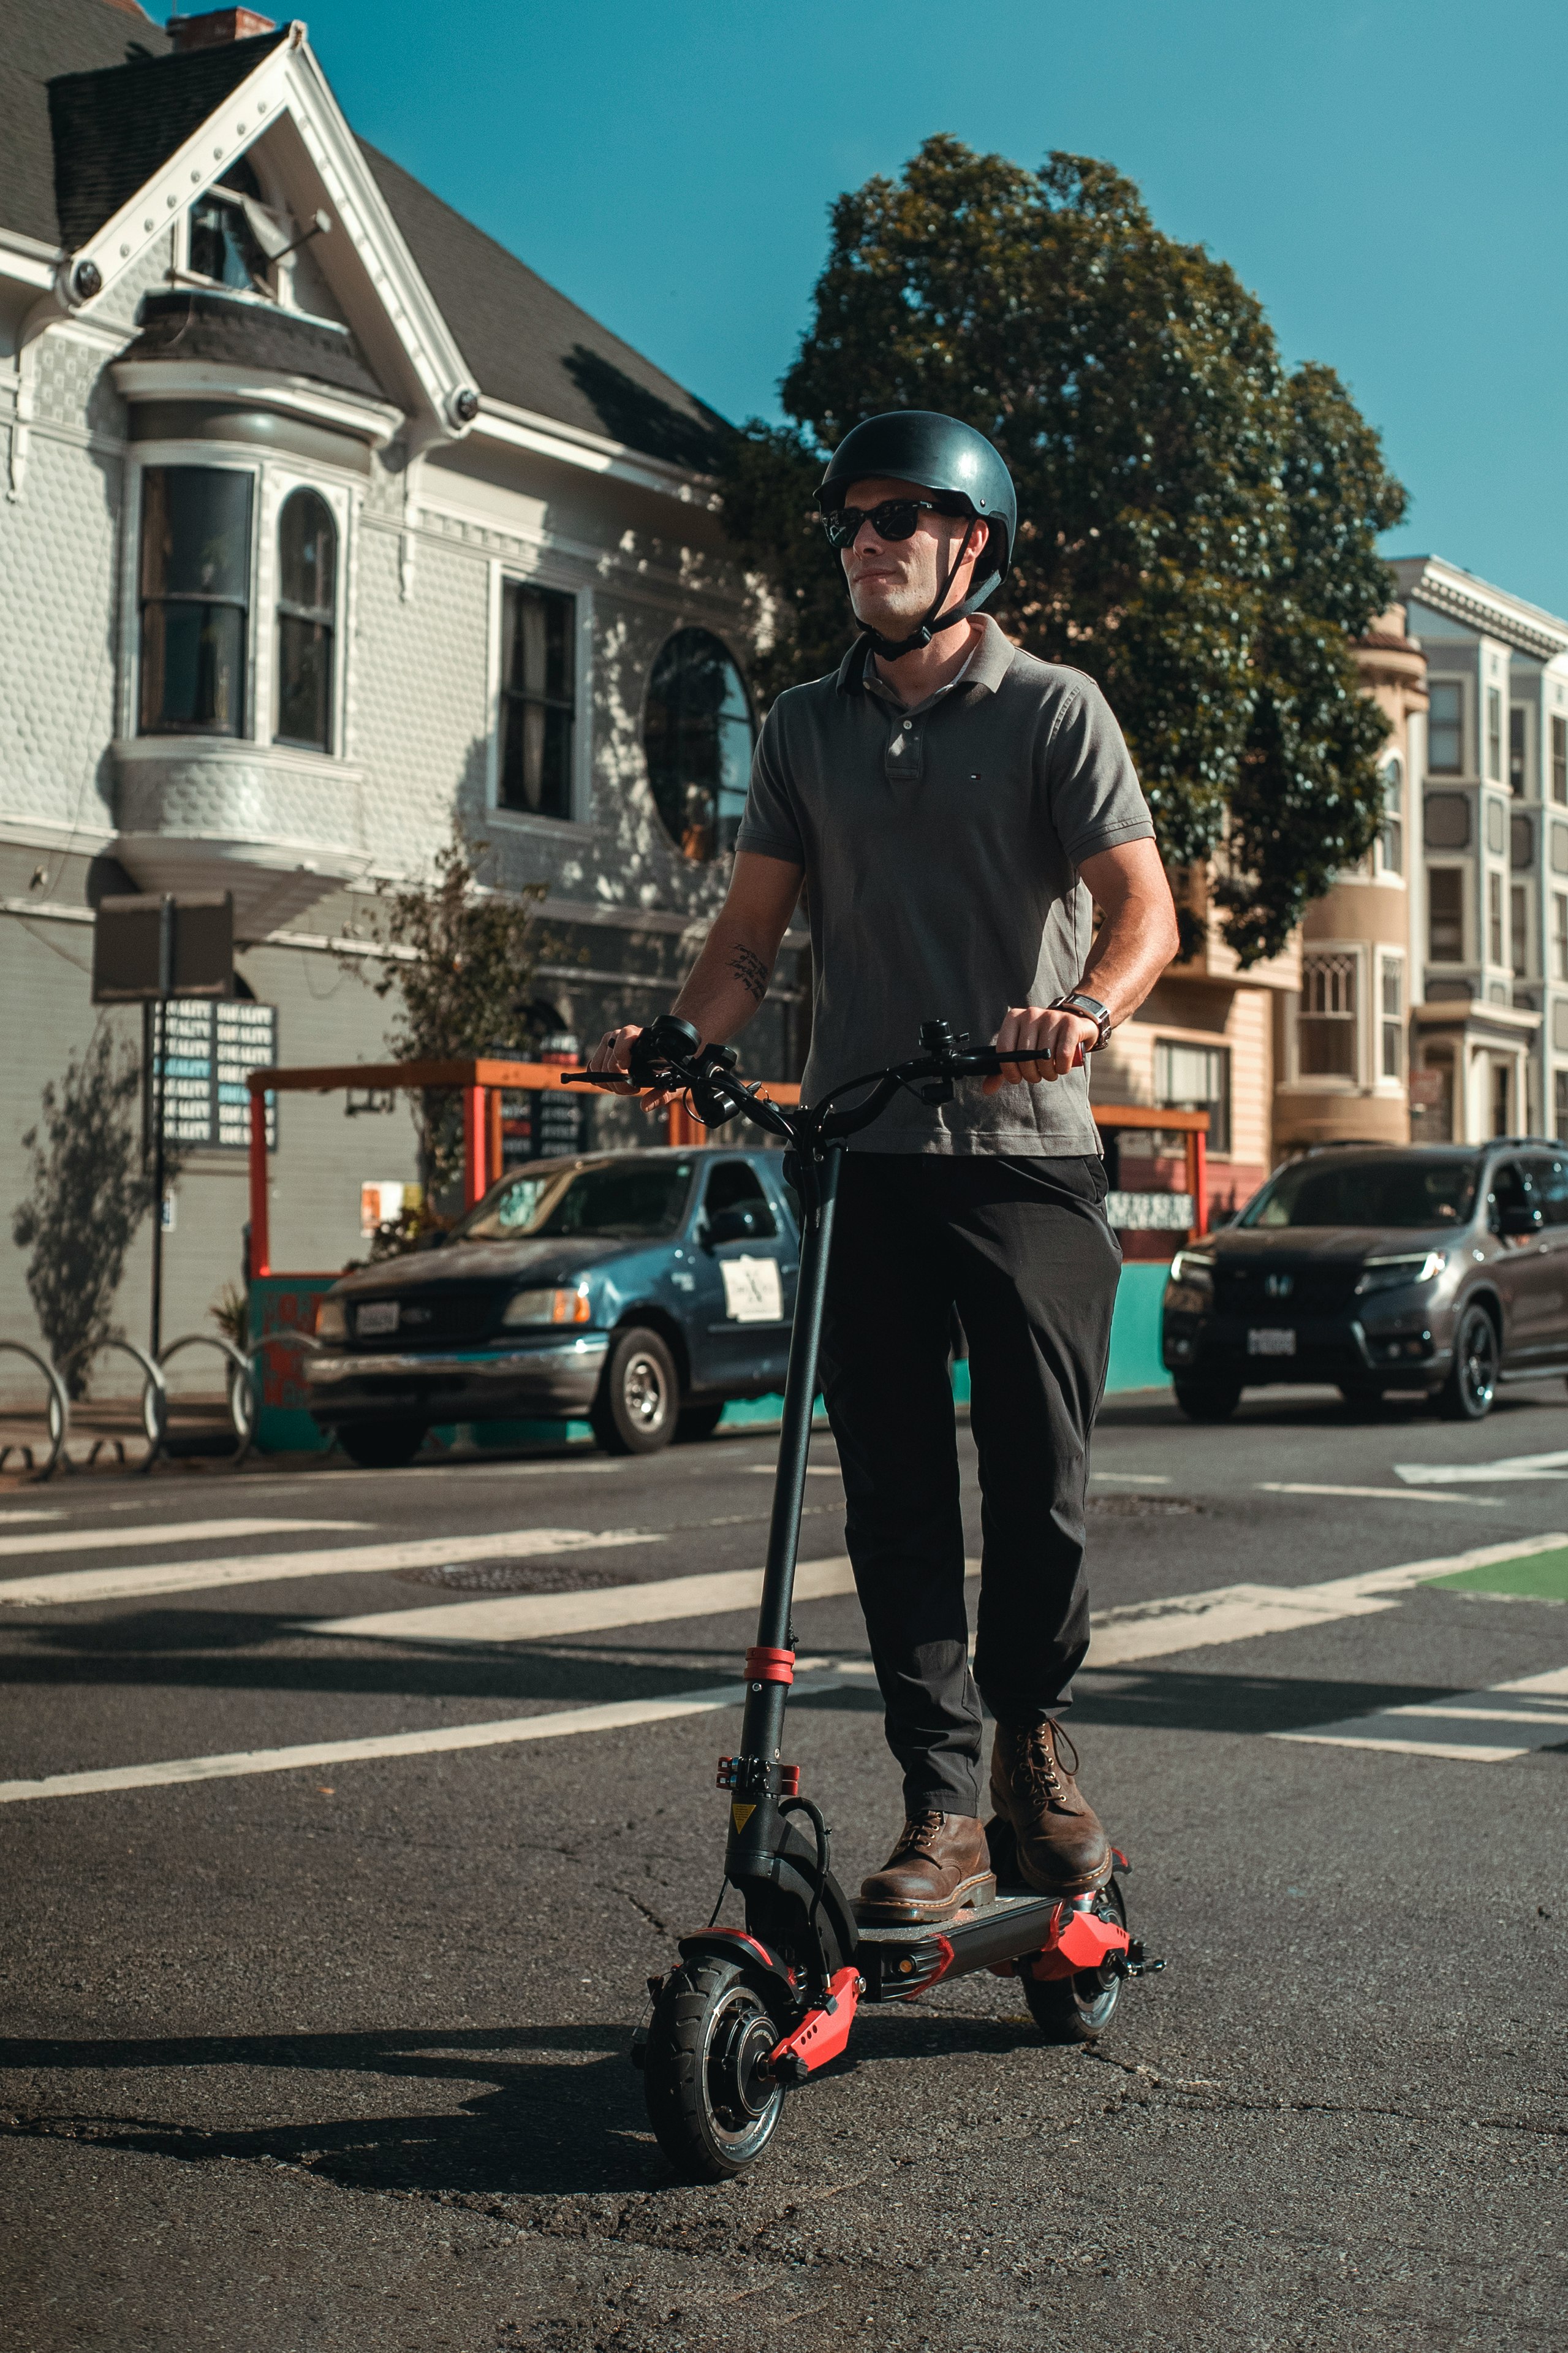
{"left": 3, "top": 1382, "right": 1567, "bottom": 2352}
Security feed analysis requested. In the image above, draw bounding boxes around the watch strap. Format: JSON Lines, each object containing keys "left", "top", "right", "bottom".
{"left": 1052, "top": 992, "right": 1112, "bottom": 1051}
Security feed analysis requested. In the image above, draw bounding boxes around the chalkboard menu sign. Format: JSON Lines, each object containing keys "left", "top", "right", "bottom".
{"left": 499, "top": 1087, "right": 586, "bottom": 1166}
{"left": 151, "top": 1001, "right": 278, "bottom": 1152}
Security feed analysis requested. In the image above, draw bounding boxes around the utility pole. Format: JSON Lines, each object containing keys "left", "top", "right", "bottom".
{"left": 149, "top": 894, "right": 174, "bottom": 1359}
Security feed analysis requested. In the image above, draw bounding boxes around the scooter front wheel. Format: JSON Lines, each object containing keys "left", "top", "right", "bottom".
{"left": 1020, "top": 1877, "right": 1129, "bottom": 2045}
{"left": 642, "top": 1958, "right": 786, "bottom": 2180}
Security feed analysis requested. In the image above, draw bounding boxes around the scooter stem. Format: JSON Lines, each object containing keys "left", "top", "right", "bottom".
{"left": 735, "top": 1141, "right": 843, "bottom": 1774}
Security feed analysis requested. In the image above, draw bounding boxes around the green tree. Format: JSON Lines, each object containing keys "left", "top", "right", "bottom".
{"left": 343, "top": 823, "right": 545, "bottom": 1204}
{"left": 12, "top": 1028, "right": 159, "bottom": 1393}
{"left": 721, "top": 140, "right": 1406, "bottom": 964}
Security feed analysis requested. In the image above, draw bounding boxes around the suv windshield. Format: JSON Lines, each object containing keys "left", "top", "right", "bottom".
{"left": 457, "top": 1158, "right": 695, "bottom": 1243}
{"left": 1239, "top": 1154, "right": 1480, "bottom": 1231}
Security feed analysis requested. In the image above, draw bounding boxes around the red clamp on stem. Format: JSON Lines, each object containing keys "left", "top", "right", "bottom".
{"left": 779, "top": 1765, "right": 800, "bottom": 1798}
{"left": 744, "top": 1646, "right": 795, "bottom": 1686}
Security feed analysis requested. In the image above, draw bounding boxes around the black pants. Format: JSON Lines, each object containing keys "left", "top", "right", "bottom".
{"left": 818, "top": 1152, "right": 1120, "bottom": 1817}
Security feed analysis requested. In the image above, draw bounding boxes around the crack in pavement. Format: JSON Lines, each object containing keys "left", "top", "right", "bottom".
{"left": 1081, "top": 2048, "right": 1568, "bottom": 2139}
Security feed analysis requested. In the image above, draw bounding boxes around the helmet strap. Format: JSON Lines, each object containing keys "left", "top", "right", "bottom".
{"left": 857, "top": 518, "right": 993, "bottom": 663}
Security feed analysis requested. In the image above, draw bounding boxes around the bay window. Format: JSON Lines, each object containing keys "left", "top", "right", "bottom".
{"left": 138, "top": 466, "right": 252, "bottom": 736}
{"left": 275, "top": 488, "right": 336, "bottom": 752}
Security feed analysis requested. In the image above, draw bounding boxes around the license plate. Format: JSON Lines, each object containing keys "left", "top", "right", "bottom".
{"left": 1247, "top": 1326, "right": 1296, "bottom": 1358}
{"left": 357, "top": 1300, "right": 399, "bottom": 1336}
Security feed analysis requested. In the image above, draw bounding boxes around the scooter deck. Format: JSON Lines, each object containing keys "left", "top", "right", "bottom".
{"left": 852, "top": 1885, "right": 1070, "bottom": 2001}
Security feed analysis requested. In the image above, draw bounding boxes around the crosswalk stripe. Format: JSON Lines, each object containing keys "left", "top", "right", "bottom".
{"left": 304, "top": 1554, "right": 972, "bottom": 1644}
{"left": 1271, "top": 1665, "right": 1568, "bottom": 1763}
{"left": 0, "top": 1516, "right": 366, "bottom": 1567}
{"left": 1395, "top": 1448, "right": 1568, "bottom": 1486}
{"left": 0, "top": 1527, "right": 663, "bottom": 1609}
{"left": 0, "top": 1663, "right": 854, "bottom": 1804}
{"left": 1256, "top": 1483, "right": 1499, "bottom": 1508}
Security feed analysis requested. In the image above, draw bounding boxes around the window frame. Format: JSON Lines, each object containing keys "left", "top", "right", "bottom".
{"left": 1375, "top": 755, "right": 1404, "bottom": 876}
{"left": 487, "top": 564, "right": 591, "bottom": 831}
{"left": 1553, "top": 712, "right": 1567, "bottom": 806}
{"left": 1297, "top": 948, "right": 1362, "bottom": 1085}
{"left": 272, "top": 484, "right": 339, "bottom": 756}
{"left": 1153, "top": 1036, "right": 1232, "bottom": 1155}
{"left": 1427, "top": 865, "right": 1468, "bottom": 966}
{"left": 1488, "top": 870, "right": 1506, "bottom": 969}
{"left": 642, "top": 624, "right": 758, "bottom": 865}
{"left": 135, "top": 460, "right": 256, "bottom": 741}
{"left": 1426, "top": 678, "right": 1465, "bottom": 776}
{"left": 1509, "top": 703, "right": 1529, "bottom": 799}
{"left": 1487, "top": 685, "right": 1503, "bottom": 783}
{"left": 1379, "top": 952, "right": 1404, "bottom": 1082}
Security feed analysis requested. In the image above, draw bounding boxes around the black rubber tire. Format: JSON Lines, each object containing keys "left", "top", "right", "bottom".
{"left": 1173, "top": 1377, "right": 1242, "bottom": 1423}
{"left": 1019, "top": 1879, "right": 1129, "bottom": 2046}
{"left": 642, "top": 1958, "right": 786, "bottom": 2181}
{"left": 1434, "top": 1304, "right": 1498, "bottom": 1421}
{"left": 590, "top": 1326, "right": 679, "bottom": 1455}
{"left": 336, "top": 1419, "right": 425, "bottom": 1469}
{"left": 674, "top": 1401, "right": 725, "bottom": 1445}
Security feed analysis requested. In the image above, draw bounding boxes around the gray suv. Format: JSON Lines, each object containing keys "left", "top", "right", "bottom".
{"left": 1161, "top": 1141, "right": 1568, "bottom": 1421}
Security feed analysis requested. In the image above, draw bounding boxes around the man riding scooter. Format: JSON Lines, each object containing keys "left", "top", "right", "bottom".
{"left": 591, "top": 410, "right": 1179, "bottom": 1927}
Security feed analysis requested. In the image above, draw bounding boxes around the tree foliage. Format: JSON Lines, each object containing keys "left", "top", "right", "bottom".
{"left": 720, "top": 140, "right": 1407, "bottom": 964}
{"left": 343, "top": 823, "right": 545, "bottom": 1201}
{"left": 12, "top": 1028, "right": 157, "bottom": 1393}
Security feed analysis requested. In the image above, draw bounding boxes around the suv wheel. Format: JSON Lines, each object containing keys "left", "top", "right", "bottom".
{"left": 592, "top": 1326, "right": 679, "bottom": 1455}
{"left": 1173, "top": 1377, "right": 1242, "bottom": 1423}
{"left": 1435, "top": 1304, "right": 1498, "bottom": 1421}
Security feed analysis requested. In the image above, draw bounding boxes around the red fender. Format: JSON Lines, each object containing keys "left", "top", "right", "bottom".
{"left": 767, "top": 1966, "right": 862, "bottom": 2081}
{"left": 1030, "top": 1901, "right": 1131, "bottom": 1983}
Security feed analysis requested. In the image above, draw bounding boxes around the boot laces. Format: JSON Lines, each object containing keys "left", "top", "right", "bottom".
{"left": 1017, "top": 1719, "right": 1078, "bottom": 1808}
{"left": 893, "top": 1810, "right": 945, "bottom": 1859}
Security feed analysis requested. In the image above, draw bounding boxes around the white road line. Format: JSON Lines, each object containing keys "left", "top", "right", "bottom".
{"left": 9, "top": 1536, "right": 1566, "bottom": 1807}
{"left": 0, "top": 1510, "right": 63, "bottom": 1524}
{"left": 1086, "top": 1534, "right": 1568, "bottom": 1667}
{"left": 0, "top": 1527, "right": 663, "bottom": 1609}
{"left": 1256, "top": 1483, "right": 1500, "bottom": 1508}
{"left": 0, "top": 1664, "right": 854, "bottom": 1805}
{"left": 1395, "top": 1448, "right": 1568, "bottom": 1486}
{"left": 1271, "top": 1665, "right": 1568, "bottom": 1763}
{"left": 304, "top": 1556, "right": 979, "bottom": 1646}
{"left": 1092, "top": 1473, "right": 1172, "bottom": 1486}
{"left": 0, "top": 1515, "right": 367, "bottom": 1564}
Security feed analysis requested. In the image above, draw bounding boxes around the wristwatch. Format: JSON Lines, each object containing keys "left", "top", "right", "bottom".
{"left": 1051, "top": 992, "right": 1112, "bottom": 1052}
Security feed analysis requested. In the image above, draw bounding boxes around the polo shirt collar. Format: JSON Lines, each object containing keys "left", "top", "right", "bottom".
{"left": 835, "top": 612, "right": 1013, "bottom": 700}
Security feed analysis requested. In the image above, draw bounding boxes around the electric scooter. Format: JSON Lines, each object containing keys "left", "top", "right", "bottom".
{"left": 566, "top": 1015, "right": 1162, "bottom": 2182}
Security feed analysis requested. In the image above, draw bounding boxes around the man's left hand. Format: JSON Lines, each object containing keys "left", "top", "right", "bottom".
{"left": 981, "top": 1004, "right": 1101, "bottom": 1093}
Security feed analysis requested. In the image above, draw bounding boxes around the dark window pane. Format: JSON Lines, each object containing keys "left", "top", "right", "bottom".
{"left": 1428, "top": 680, "right": 1463, "bottom": 774}
{"left": 1510, "top": 706, "right": 1527, "bottom": 797}
{"left": 1428, "top": 868, "right": 1464, "bottom": 962}
{"left": 140, "top": 599, "right": 246, "bottom": 732}
{"left": 645, "top": 626, "right": 756, "bottom": 862}
{"left": 276, "top": 615, "right": 332, "bottom": 750}
{"left": 499, "top": 582, "right": 574, "bottom": 818}
{"left": 140, "top": 466, "right": 251, "bottom": 602}
{"left": 278, "top": 489, "right": 335, "bottom": 617}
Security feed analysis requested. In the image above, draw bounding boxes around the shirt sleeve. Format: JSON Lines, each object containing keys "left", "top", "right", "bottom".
{"left": 734, "top": 705, "right": 806, "bottom": 867}
{"left": 1046, "top": 676, "right": 1156, "bottom": 866}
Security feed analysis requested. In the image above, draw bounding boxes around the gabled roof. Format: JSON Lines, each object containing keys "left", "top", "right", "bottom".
{"left": 360, "top": 145, "right": 727, "bottom": 470}
{"left": 0, "top": 0, "right": 171, "bottom": 245}
{"left": 48, "top": 24, "right": 289, "bottom": 250}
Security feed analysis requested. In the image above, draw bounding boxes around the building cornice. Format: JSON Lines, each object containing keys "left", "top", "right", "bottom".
{"left": 470, "top": 395, "right": 721, "bottom": 510}
{"left": 113, "top": 357, "right": 405, "bottom": 446}
{"left": 1393, "top": 556, "right": 1568, "bottom": 663}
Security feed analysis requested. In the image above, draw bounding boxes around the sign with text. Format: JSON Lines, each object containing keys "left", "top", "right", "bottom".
{"left": 150, "top": 1001, "right": 278, "bottom": 1152}
{"left": 499, "top": 1086, "right": 586, "bottom": 1167}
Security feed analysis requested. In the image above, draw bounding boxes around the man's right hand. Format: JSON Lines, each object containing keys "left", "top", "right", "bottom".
{"left": 586, "top": 1025, "right": 681, "bottom": 1111}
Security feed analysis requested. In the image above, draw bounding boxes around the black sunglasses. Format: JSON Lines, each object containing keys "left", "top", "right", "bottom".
{"left": 820, "top": 497, "right": 947, "bottom": 551}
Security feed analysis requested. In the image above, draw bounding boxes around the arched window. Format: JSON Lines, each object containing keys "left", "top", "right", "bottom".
{"left": 275, "top": 489, "right": 336, "bottom": 752}
{"left": 644, "top": 629, "right": 755, "bottom": 862}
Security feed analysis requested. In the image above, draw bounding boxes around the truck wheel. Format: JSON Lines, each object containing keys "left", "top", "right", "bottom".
{"left": 1172, "top": 1377, "right": 1241, "bottom": 1423}
{"left": 591, "top": 1326, "right": 678, "bottom": 1454}
{"left": 338, "top": 1419, "right": 425, "bottom": 1469}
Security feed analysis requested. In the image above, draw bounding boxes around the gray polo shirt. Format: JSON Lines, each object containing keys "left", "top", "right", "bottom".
{"left": 735, "top": 615, "right": 1154, "bottom": 1155}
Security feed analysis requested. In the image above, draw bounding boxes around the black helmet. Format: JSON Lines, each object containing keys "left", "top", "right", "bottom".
{"left": 817, "top": 410, "right": 1016, "bottom": 658}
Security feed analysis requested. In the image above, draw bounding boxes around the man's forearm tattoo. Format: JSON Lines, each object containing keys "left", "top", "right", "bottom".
{"left": 728, "top": 944, "right": 770, "bottom": 1005}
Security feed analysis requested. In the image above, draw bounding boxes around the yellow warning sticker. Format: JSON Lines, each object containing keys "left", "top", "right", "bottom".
{"left": 731, "top": 1802, "right": 756, "bottom": 1833}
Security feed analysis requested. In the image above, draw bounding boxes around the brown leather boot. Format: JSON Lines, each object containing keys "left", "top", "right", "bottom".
{"left": 857, "top": 1812, "right": 996, "bottom": 1925}
{"left": 989, "top": 1719, "right": 1112, "bottom": 1895}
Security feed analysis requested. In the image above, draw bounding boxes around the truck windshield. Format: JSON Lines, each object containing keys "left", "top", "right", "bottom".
{"left": 457, "top": 1158, "right": 695, "bottom": 1242}
{"left": 1239, "top": 1155, "right": 1480, "bottom": 1230}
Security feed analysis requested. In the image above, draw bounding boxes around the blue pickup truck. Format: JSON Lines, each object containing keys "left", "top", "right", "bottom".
{"left": 305, "top": 1149, "right": 800, "bottom": 1466}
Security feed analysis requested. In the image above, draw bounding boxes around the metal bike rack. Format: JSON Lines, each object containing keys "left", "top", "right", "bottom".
{"left": 60, "top": 1336, "right": 168, "bottom": 1475}
{"left": 157, "top": 1332, "right": 254, "bottom": 1469}
{"left": 0, "top": 1340, "right": 70, "bottom": 1481}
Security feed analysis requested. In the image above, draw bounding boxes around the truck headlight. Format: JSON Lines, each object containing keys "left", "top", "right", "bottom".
{"left": 502, "top": 1284, "right": 593, "bottom": 1328}
{"left": 1355, "top": 1250, "right": 1447, "bottom": 1296}
{"left": 316, "top": 1298, "right": 347, "bottom": 1342}
{"left": 1168, "top": 1250, "right": 1214, "bottom": 1291}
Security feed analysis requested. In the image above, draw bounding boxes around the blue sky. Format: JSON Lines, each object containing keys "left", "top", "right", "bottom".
{"left": 161, "top": 2, "right": 1568, "bottom": 615}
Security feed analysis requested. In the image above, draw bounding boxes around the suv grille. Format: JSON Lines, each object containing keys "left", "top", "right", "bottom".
{"left": 1214, "top": 1261, "right": 1363, "bottom": 1318}
{"left": 350, "top": 1287, "right": 506, "bottom": 1350}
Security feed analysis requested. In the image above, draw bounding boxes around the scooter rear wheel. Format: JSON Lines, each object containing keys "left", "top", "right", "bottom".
{"left": 642, "top": 1958, "right": 786, "bottom": 2180}
{"left": 1020, "top": 1877, "right": 1129, "bottom": 2045}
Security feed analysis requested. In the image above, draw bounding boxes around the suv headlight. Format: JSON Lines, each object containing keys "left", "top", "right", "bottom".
{"left": 1168, "top": 1250, "right": 1214, "bottom": 1291}
{"left": 1355, "top": 1250, "right": 1447, "bottom": 1296}
{"left": 316, "top": 1298, "right": 347, "bottom": 1342}
{"left": 502, "top": 1283, "right": 592, "bottom": 1328}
